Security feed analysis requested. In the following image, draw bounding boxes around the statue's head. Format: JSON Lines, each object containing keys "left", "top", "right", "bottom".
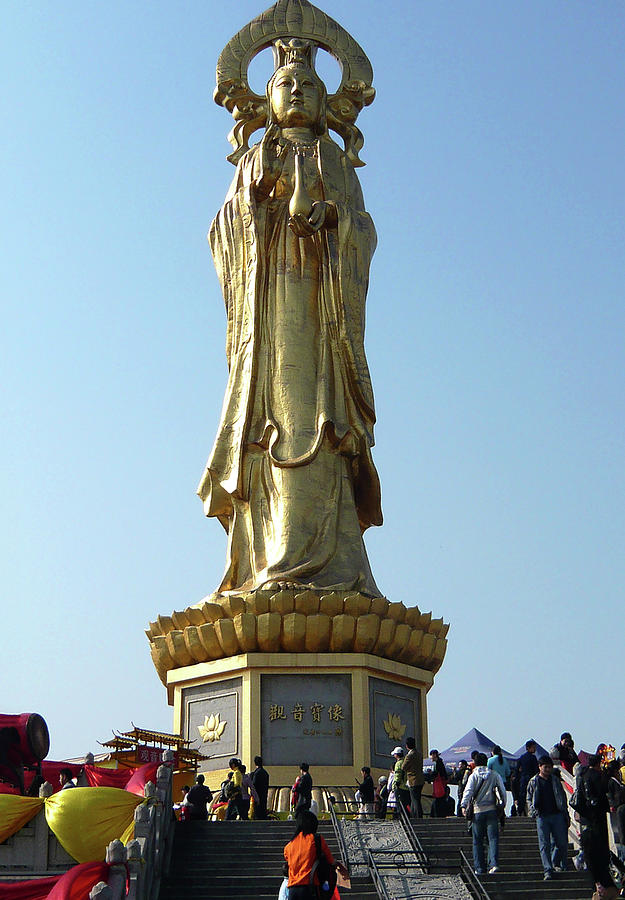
{"left": 267, "top": 39, "right": 327, "bottom": 133}
{"left": 215, "top": 4, "right": 375, "bottom": 166}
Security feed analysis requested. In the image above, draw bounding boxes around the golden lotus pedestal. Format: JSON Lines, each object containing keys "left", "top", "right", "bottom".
{"left": 147, "top": 589, "right": 448, "bottom": 799}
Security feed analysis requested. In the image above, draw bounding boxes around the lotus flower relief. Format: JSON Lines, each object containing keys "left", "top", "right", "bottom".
{"left": 383, "top": 712, "right": 406, "bottom": 741}
{"left": 198, "top": 713, "right": 226, "bottom": 742}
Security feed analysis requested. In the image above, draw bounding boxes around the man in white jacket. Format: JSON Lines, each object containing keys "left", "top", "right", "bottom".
{"left": 461, "top": 752, "right": 506, "bottom": 875}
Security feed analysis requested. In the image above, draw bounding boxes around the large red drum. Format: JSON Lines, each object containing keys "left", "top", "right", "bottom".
{"left": 0, "top": 713, "right": 50, "bottom": 765}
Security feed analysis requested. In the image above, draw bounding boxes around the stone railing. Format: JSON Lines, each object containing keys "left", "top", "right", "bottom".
{"left": 88, "top": 753, "right": 175, "bottom": 900}
{"left": 0, "top": 751, "right": 175, "bottom": 900}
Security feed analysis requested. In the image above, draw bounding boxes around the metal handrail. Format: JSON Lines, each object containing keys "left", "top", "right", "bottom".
{"left": 396, "top": 800, "right": 429, "bottom": 872}
{"left": 366, "top": 849, "right": 393, "bottom": 900}
{"left": 328, "top": 797, "right": 351, "bottom": 876}
{"left": 366, "top": 849, "right": 426, "bottom": 900}
{"left": 459, "top": 850, "right": 493, "bottom": 900}
{"left": 328, "top": 797, "right": 359, "bottom": 817}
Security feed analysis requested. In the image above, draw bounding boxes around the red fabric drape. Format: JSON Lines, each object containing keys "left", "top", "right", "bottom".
{"left": 48, "top": 862, "right": 110, "bottom": 900}
{"left": 83, "top": 762, "right": 159, "bottom": 794}
{"left": 83, "top": 766, "right": 134, "bottom": 789}
{"left": 0, "top": 863, "right": 109, "bottom": 900}
{"left": 0, "top": 875, "right": 60, "bottom": 899}
{"left": 125, "top": 763, "right": 159, "bottom": 796}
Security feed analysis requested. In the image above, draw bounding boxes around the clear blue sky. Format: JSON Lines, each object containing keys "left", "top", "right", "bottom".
{"left": 2, "top": 0, "right": 623, "bottom": 763}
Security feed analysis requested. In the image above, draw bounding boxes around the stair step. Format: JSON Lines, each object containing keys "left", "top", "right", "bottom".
{"left": 159, "top": 820, "right": 376, "bottom": 900}
{"left": 409, "top": 816, "right": 593, "bottom": 899}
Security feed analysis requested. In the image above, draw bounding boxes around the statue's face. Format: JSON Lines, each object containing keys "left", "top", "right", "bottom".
{"left": 270, "top": 65, "right": 322, "bottom": 128}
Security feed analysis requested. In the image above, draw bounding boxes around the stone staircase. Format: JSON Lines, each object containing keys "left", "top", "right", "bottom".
{"left": 411, "top": 816, "right": 595, "bottom": 899}
{"left": 158, "top": 819, "right": 378, "bottom": 900}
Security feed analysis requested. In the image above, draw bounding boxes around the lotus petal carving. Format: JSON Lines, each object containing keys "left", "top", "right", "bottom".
{"left": 383, "top": 712, "right": 406, "bottom": 741}
{"left": 147, "top": 589, "right": 448, "bottom": 684}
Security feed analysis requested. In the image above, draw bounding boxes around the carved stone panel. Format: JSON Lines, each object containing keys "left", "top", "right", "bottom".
{"left": 261, "top": 673, "right": 353, "bottom": 766}
{"left": 368, "top": 676, "right": 421, "bottom": 770}
{"left": 182, "top": 677, "right": 241, "bottom": 770}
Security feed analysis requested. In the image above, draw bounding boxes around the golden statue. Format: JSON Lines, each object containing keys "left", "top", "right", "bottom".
{"left": 198, "top": 0, "right": 382, "bottom": 598}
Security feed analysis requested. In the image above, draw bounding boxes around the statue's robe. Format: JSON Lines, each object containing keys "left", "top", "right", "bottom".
{"left": 198, "top": 134, "right": 382, "bottom": 595}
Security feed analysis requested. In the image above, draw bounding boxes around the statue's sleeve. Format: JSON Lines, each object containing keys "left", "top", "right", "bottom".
{"left": 332, "top": 151, "right": 377, "bottom": 424}
{"left": 200, "top": 149, "right": 264, "bottom": 505}
{"left": 209, "top": 150, "right": 260, "bottom": 369}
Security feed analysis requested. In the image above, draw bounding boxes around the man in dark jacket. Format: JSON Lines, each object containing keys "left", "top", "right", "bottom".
{"left": 517, "top": 740, "right": 540, "bottom": 815}
{"left": 550, "top": 732, "right": 579, "bottom": 774}
{"left": 429, "top": 749, "right": 448, "bottom": 818}
{"left": 186, "top": 773, "right": 213, "bottom": 820}
{"left": 251, "top": 755, "right": 269, "bottom": 819}
{"left": 527, "top": 756, "right": 569, "bottom": 880}
{"left": 358, "top": 766, "right": 375, "bottom": 818}
{"left": 293, "top": 762, "right": 313, "bottom": 812}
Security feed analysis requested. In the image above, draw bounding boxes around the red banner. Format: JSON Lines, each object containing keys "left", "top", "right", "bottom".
{"left": 83, "top": 766, "right": 134, "bottom": 789}
{"left": 83, "top": 762, "right": 160, "bottom": 796}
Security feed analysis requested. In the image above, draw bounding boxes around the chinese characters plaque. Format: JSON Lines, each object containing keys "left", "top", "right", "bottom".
{"left": 261, "top": 674, "right": 353, "bottom": 766}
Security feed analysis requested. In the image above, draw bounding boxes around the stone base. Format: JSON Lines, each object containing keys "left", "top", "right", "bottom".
{"left": 169, "top": 650, "right": 434, "bottom": 789}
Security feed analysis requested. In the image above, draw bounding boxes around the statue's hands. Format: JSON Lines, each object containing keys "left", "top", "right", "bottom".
{"left": 254, "top": 125, "right": 287, "bottom": 200}
{"left": 288, "top": 201, "right": 337, "bottom": 237}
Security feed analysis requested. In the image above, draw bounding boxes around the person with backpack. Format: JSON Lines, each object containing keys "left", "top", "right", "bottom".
{"left": 527, "top": 756, "right": 569, "bottom": 880}
{"left": 225, "top": 757, "right": 245, "bottom": 820}
{"left": 581, "top": 754, "right": 619, "bottom": 898}
{"left": 461, "top": 752, "right": 506, "bottom": 876}
{"left": 283, "top": 810, "right": 348, "bottom": 900}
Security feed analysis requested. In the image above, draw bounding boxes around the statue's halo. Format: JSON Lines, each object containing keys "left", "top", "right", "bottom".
{"left": 214, "top": 0, "right": 375, "bottom": 166}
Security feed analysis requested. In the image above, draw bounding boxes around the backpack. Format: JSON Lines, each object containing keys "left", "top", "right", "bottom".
{"left": 569, "top": 769, "right": 594, "bottom": 818}
{"left": 312, "top": 834, "right": 337, "bottom": 899}
{"left": 224, "top": 778, "right": 240, "bottom": 799}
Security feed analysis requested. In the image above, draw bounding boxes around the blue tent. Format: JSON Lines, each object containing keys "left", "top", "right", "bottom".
{"left": 512, "top": 741, "right": 550, "bottom": 760}
{"left": 425, "top": 727, "right": 516, "bottom": 768}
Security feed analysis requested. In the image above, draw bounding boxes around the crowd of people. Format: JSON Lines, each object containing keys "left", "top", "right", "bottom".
{"left": 176, "top": 755, "right": 270, "bottom": 821}
{"left": 443, "top": 732, "right": 625, "bottom": 899}
{"left": 175, "top": 732, "right": 625, "bottom": 900}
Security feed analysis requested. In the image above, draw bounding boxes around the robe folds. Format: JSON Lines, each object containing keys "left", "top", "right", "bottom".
{"left": 198, "top": 134, "right": 382, "bottom": 596}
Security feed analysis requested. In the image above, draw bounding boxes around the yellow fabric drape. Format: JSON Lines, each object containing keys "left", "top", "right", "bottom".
{"left": 44, "top": 788, "right": 142, "bottom": 863}
{"left": 0, "top": 795, "right": 44, "bottom": 844}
